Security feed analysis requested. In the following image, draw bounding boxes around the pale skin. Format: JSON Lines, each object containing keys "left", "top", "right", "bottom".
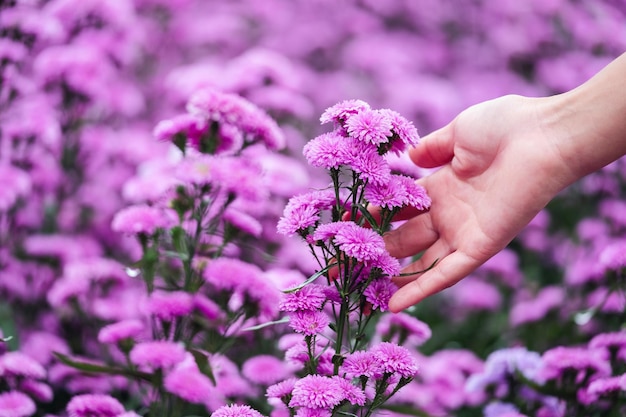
{"left": 386, "top": 52, "right": 626, "bottom": 313}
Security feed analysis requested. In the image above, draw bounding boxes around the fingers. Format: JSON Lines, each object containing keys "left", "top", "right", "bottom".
{"left": 388, "top": 251, "right": 480, "bottom": 312}
{"left": 410, "top": 123, "right": 455, "bottom": 168}
{"left": 383, "top": 212, "right": 438, "bottom": 259}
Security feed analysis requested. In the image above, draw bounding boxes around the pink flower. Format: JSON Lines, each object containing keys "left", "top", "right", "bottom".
{"left": 242, "top": 355, "right": 291, "bottom": 386}
{"left": 147, "top": 290, "right": 194, "bottom": 321}
{"left": 111, "top": 205, "right": 177, "bottom": 235}
{"left": 193, "top": 293, "right": 224, "bottom": 320}
{"left": 212, "top": 404, "right": 266, "bottom": 417}
{"left": 345, "top": 109, "right": 393, "bottom": 146}
{"left": 371, "top": 342, "right": 419, "bottom": 378}
{"left": 289, "top": 375, "right": 344, "bottom": 409}
{"left": 302, "top": 131, "right": 351, "bottom": 169}
{"left": 129, "top": 341, "right": 186, "bottom": 370}
{"left": 320, "top": 99, "right": 371, "bottom": 125}
{"left": 164, "top": 361, "right": 217, "bottom": 404}
{"left": 0, "top": 391, "right": 36, "bottom": 417}
{"left": 342, "top": 350, "right": 382, "bottom": 379}
{"left": 97, "top": 319, "right": 145, "bottom": 344}
{"left": 266, "top": 378, "right": 297, "bottom": 399}
{"left": 279, "top": 285, "right": 327, "bottom": 312}
{"left": 333, "top": 222, "right": 386, "bottom": 262}
{"left": 0, "top": 352, "right": 46, "bottom": 380}
{"left": 66, "top": 394, "right": 125, "bottom": 417}
{"left": 363, "top": 278, "right": 397, "bottom": 312}
{"left": 288, "top": 311, "right": 330, "bottom": 336}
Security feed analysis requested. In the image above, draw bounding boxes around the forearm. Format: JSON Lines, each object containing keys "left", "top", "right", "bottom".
{"left": 541, "top": 52, "right": 626, "bottom": 186}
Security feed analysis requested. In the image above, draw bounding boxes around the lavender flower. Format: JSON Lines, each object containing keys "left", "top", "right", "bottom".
{"left": 0, "top": 391, "right": 36, "bottom": 417}
{"left": 289, "top": 375, "right": 344, "bottom": 409}
{"left": 288, "top": 310, "right": 330, "bottom": 336}
{"left": 539, "top": 346, "right": 611, "bottom": 384}
{"left": 586, "top": 374, "right": 626, "bottom": 397}
{"left": 375, "top": 311, "right": 432, "bottom": 347}
{"left": 277, "top": 190, "right": 336, "bottom": 237}
{"left": 379, "top": 108, "right": 420, "bottom": 153}
{"left": 66, "top": 394, "right": 125, "bottom": 417}
{"left": 589, "top": 330, "right": 626, "bottom": 351}
{"left": 302, "top": 131, "right": 351, "bottom": 169}
{"left": 466, "top": 347, "right": 542, "bottom": 394}
{"left": 267, "top": 378, "right": 297, "bottom": 400}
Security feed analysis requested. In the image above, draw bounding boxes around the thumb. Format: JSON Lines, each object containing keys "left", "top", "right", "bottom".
{"left": 410, "top": 122, "right": 455, "bottom": 168}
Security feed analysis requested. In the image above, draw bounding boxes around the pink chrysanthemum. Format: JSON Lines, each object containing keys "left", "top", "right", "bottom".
{"left": 111, "top": 204, "right": 177, "bottom": 235}
{"left": 589, "top": 331, "right": 626, "bottom": 350}
{"left": 369, "top": 251, "right": 401, "bottom": 277}
{"left": 153, "top": 113, "right": 206, "bottom": 143}
{"left": 333, "top": 222, "right": 386, "bottom": 262}
{"left": 18, "top": 380, "right": 53, "bottom": 402}
{"left": 66, "top": 394, "right": 125, "bottom": 417}
{"left": 349, "top": 147, "right": 391, "bottom": 185}
{"left": 129, "top": 341, "right": 186, "bottom": 370}
{"left": 289, "top": 375, "right": 344, "bottom": 409}
{"left": 371, "top": 342, "right": 419, "bottom": 378}
{"left": 147, "top": 290, "right": 194, "bottom": 321}
{"left": 295, "top": 408, "right": 332, "bottom": 417}
{"left": 398, "top": 176, "right": 431, "bottom": 210}
{"left": 363, "top": 278, "right": 397, "bottom": 312}
{"left": 332, "top": 376, "right": 366, "bottom": 406}
{"left": 0, "top": 164, "right": 31, "bottom": 211}
{"left": 379, "top": 108, "right": 420, "bottom": 153}
{"left": 540, "top": 346, "right": 611, "bottom": 382}
{"left": 164, "top": 363, "right": 216, "bottom": 404}
{"left": 97, "top": 319, "right": 145, "bottom": 344}
{"left": 193, "top": 293, "right": 224, "bottom": 320}
{"left": 303, "top": 131, "right": 351, "bottom": 169}
{"left": 288, "top": 311, "right": 330, "bottom": 336}
{"left": 212, "top": 404, "right": 265, "bottom": 417}
{"left": 587, "top": 374, "right": 626, "bottom": 396}
{"left": 266, "top": 378, "right": 297, "bottom": 399}
{"left": 364, "top": 178, "right": 407, "bottom": 208}
{"left": 0, "top": 391, "right": 36, "bottom": 417}
{"left": 277, "top": 190, "right": 335, "bottom": 237}
{"left": 223, "top": 208, "right": 263, "bottom": 237}
{"left": 342, "top": 350, "right": 382, "bottom": 379}
{"left": 376, "top": 312, "right": 432, "bottom": 347}
{"left": 0, "top": 352, "right": 46, "bottom": 379}
{"left": 345, "top": 109, "right": 393, "bottom": 146}
{"left": 320, "top": 99, "right": 371, "bottom": 125}
{"left": 279, "top": 285, "right": 327, "bottom": 312}
{"left": 242, "top": 355, "right": 291, "bottom": 386}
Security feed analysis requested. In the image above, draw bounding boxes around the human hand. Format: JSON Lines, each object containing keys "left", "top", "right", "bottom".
{"left": 385, "top": 94, "right": 573, "bottom": 312}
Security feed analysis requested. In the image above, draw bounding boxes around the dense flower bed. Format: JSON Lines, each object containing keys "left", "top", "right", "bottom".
{"left": 1, "top": 1, "right": 625, "bottom": 416}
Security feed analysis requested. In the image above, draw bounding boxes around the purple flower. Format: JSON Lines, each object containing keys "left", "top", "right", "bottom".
{"left": 379, "top": 108, "right": 420, "bottom": 153}
{"left": 279, "top": 285, "right": 327, "bottom": 312}
{"left": 320, "top": 99, "right": 371, "bottom": 125}
{"left": 331, "top": 376, "right": 366, "bottom": 406}
{"left": 376, "top": 312, "right": 432, "bottom": 347}
{"left": 66, "top": 394, "right": 125, "bottom": 417}
{"left": 510, "top": 286, "right": 564, "bottom": 326}
{"left": 333, "top": 222, "right": 386, "bottom": 262}
{"left": 289, "top": 375, "right": 344, "bottom": 409}
{"left": 0, "top": 164, "right": 31, "bottom": 211}
{"left": 363, "top": 278, "right": 397, "bottom": 312}
{"left": 223, "top": 208, "right": 263, "bottom": 237}
{"left": 277, "top": 190, "right": 335, "bottom": 237}
{"left": 589, "top": 331, "right": 626, "bottom": 350}
{"left": 345, "top": 109, "right": 393, "bottom": 146}
{"left": 484, "top": 402, "right": 526, "bottom": 417}
{"left": 111, "top": 204, "right": 177, "bottom": 235}
{"left": 349, "top": 145, "right": 391, "bottom": 185}
{"left": 341, "top": 350, "right": 382, "bottom": 379}
{"left": 17, "top": 380, "right": 53, "bottom": 403}
{"left": 364, "top": 178, "right": 407, "bottom": 209}
{"left": 164, "top": 361, "right": 217, "bottom": 404}
{"left": 0, "top": 391, "right": 36, "bottom": 417}
{"left": 398, "top": 175, "right": 431, "bottom": 210}
{"left": 288, "top": 311, "right": 330, "bottom": 336}
{"left": 303, "top": 131, "right": 351, "bottom": 169}
{"left": 97, "top": 319, "right": 145, "bottom": 344}
{"left": 242, "top": 355, "right": 291, "bottom": 386}
{"left": 267, "top": 378, "right": 297, "bottom": 399}
{"left": 586, "top": 374, "right": 626, "bottom": 397}
{"left": 369, "top": 251, "right": 402, "bottom": 277}
{"left": 295, "top": 408, "right": 332, "bottom": 417}
{"left": 153, "top": 113, "right": 206, "bottom": 143}
{"left": 0, "top": 352, "right": 46, "bottom": 380}
{"left": 212, "top": 404, "right": 266, "bottom": 417}
{"left": 539, "top": 346, "right": 611, "bottom": 384}
{"left": 193, "top": 293, "right": 224, "bottom": 320}
{"left": 371, "top": 342, "right": 419, "bottom": 378}
{"left": 147, "top": 290, "right": 194, "bottom": 321}
{"left": 466, "top": 347, "right": 542, "bottom": 394}
{"left": 129, "top": 341, "right": 186, "bottom": 370}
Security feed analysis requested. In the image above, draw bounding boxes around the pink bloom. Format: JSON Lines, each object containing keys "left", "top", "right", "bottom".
{"left": 0, "top": 164, "right": 31, "bottom": 211}
{"left": 212, "top": 404, "right": 266, "bottom": 417}
{"left": 539, "top": 346, "right": 611, "bottom": 383}
{"left": 97, "top": 319, "right": 145, "bottom": 344}
{"left": 331, "top": 376, "right": 366, "bottom": 406}
{"left": 295, "top": 408, "right": 331, "bottom": 417}
{"left": 129, "top": 341, "right": 186, "bottom": 370}
{"left": 288, "top": 311, "right": 330, "bottom": 336}
{"left": 342, "top": 350, "right": 382, "bottom": 379}
{"left": 147, "top": 290, "right": 194, "bottom": 321}
{"left": 587, "top": 374, "right": 626, "bottom": 397}
{"left": 277, "top": 190, "right": 335, "bottom": 237}
{"left": 153, "top": 113, "right": 206, "bottom": 143}
{"left": 379, "top": 108, "right": 420, "bottom": 153}
{"left": 348, "top": 145, "right": 391, "bottom": 185}
{"left": 111, "top": 204, "right": 177, "bottom": 235}
{"left": 345, "top": 109, "right": 393, "bottom": 146}
{"left": 66, "top": 394, "right": 125, "bottom": 417}
{"left": 193, "top": 293, "right": 224, "bottom": 320}
{"left": 289, "top": 375, "right": 344, "bottom": 409}
{"left": 242, "top": 355, "right": 291, "bottom": 386}
{"left": 266, "top": 378, "right": 297, "bottom": 399}
{"left": 363, "top": 278, "right": 397, "bottom": 312}
{"left": 376, "top": 312, "right": 432, "bottom": 347}
{"left": 0, "top": 391, "right": 36, "bottom": 417}
{"left": 333, "top": 222, "right": 386, "bottom": 262}
{"left": 164, "top": 362, "right": 217, "bottom": 404}
{"left": 302, "top": 131, "right": 351, "bottom": 169}
{"left": 18, "top": 380, "right": 53, "bottom": 402}
{"left": 320, "top": 99, "right": 371, "bottom": 125}
{"left": 371, "top": 342, "right": 419, "bottom": 378}
{"left": 0, "top": 352, "right": 46, "bottom": 379}
{"left": 589, "top": 331, "right": 626, "bottom": 350}
{"left": 279, "top": 285, "right": 327, "bottom": 312}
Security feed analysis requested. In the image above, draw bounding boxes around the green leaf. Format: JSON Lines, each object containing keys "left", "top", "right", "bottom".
{"left": 283, "top": 262, "right": 338, "bottom": 293}
{"left": 356, "top": 204, "right": 380, "bottom": 229}
{"left": 242, "top": 316, "right": 289, "bottom": 331}
{"left": 189, "top": 348, "right": 217, "bottom": 386}
{"left": 53, "top": 352, "right": 153, "bottom": 383}
{"left": 396, "top": 258, "right": 439, "bottom": 277}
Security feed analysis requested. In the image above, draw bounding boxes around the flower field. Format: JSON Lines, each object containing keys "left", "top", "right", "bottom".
{"left": 1, "top": 1, "right": 625, "bottom": 416}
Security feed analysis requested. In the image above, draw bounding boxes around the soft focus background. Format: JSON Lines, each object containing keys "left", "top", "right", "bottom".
{"left": 1, "top": 0, "right": 626, "bottom": 416}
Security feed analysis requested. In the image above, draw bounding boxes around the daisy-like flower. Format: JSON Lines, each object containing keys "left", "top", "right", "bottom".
{"left": 153, "top": 113, "right": 206, "bottom": 143}
{"left": 371, "top": 342, "right": 419, "bottom": 378}
{"left": 111, "top": 204, "right": 177, "bottom": 235}
{"left": 379, "top": 108, "right": 420, "bottom": 153}
{"left": 539, "top": 346, "right": 611, "bottom": 383}
{"left": 0, "top": 352, "right": 46, "bottom": 380}
{"left": 97, "top": 319, "right": 145, "bottom": 344}
{"left": 129, "top": 341, "right": 186, "bottom": 370}
{"left": 242, "top": 355, "right": 292, "bottom": 386}
{"left": 303, "top": 131, "right": 350, "bottom": 169}
{"left": 164, "top": 362, "right": 217, "bottom": 404}
{"left": 320, "top": 99, "right": 371, "bottom": 125}
{"left": 193, "top": 293, "right": 224, "bottom": 320}
{"left": 332, "top": 376, "right": 366, "bottom": 406}
{"left": 589, "top": 330, "right": 626, "bottom": 351}
{"left": 341, "top": 350, "right": 382, "bottom": 379}
{"left": 296, "top": 408, "right": 332, "bottom": 417}
{"left": 212, "top": 404, "right": 266, "bottom": 417}
{"left": 288, "top": 310, "right": 330, "bottom": 336}
{"left": 369, "top": 251, "right": 401, "bottom": 277}
{"left": 267, "top": 378, "right": 297, "bottom": 399}
{"left": 376, "top": 312, "right": 432, "bottom": 347}
{"left": 587, "top": 374, "right": 626, "bottom": 397}
{"left": 279, "top": 284, "right": 327, "bottom": 312}
{"left": 349, "top": 146, "right": 391, "bottom": 185}
{"left": 147, "top": 290, "right": 194, "bottom": 321}
{"left": 289, "top": 375, "right": 344, "bottom": 409}
{"left": 333, "top": 222, "right": 386, "bottom": 262}
{"left": 345, "top": 109, "right": 393, "bottom": 146}
{"left": 277, "top": 190, "right": 335, "bottom": 237}
{"left": 398, "top": 175, "right": 431, "bottom": 210}
{"left": 0, "top": 391, "right": 36, "bottom": 417}
{"left": 364, "top": 178, "right": 407, "bottom": 209}
{"left": 363, "top": 278, "right": 397, "bottom": 312}
{"left": 66, "top": 394, "right": 124, "bottom": 417}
